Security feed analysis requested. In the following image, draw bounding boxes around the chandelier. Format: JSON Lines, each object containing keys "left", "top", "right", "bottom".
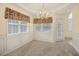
{"left": 34, "top": 3, "right": 52, "bottom": 24}
{"left": 38, "top": 3, "right": 49, "bottom": 19}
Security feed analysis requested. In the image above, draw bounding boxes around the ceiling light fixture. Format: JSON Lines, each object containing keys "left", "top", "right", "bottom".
{"left": 34, "top": 3, "right": 53, "bottom": 24}
{"left": 39, "top": 3, "right": 49, "bottom": 19}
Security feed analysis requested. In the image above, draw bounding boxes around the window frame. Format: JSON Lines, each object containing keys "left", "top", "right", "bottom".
{"left": 35, "top": 23, "right": 51, "bottom": 32}
{"left": 7, "top": 19, "right": 28, "bottom": 35}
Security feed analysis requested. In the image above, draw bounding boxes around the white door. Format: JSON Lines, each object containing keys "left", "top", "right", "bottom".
{"left": 56, "top": 18, "right": 64, "bottom": 41}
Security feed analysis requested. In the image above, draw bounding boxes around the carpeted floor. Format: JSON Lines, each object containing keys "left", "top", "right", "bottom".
{"left": 5, "top": 40, "right": 79, "bottom": 56}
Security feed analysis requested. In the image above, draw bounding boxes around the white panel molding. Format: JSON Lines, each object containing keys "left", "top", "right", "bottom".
{"left": 0, "top": 34, "right": 7, "bottom": 55}
{"left": 1, "top": 32, "right": 33, "bottom": 55}
{"left": 72, "top": 32, "right": 79, "bottom": 53}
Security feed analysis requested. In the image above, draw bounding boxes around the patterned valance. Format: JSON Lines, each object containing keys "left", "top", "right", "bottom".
{"left": 5, "top": 7, "right": 30, "bottom": 22}
{"left": 33, "top": 17, "right": 53, "bottom": 24}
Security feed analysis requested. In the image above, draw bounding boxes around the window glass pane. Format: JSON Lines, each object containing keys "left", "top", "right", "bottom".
{"left": 8, "top": 24, "right": 18, "bottom": 34}
{"left": 20, "top": 25, "right": 27, "bottom": 32}
{"left": 8, "top": 24, "right": 13, "bottom": 34}
{"left": 21, "top": 21, "right": 27, "bottom": 25}
{"left": 42, "top": 24, "right": 51, "bottom": 31}
{"left": 36, "top": 24, "right": 42, "bottom": 32}
{"left": 8, "top": 19, "right": 19, "bottom": 24}
{"left": 13, "top": 25, "right": 18, "bottom": 33}
{"left": 36, "top": 24, "right": 51, "bottom": 32}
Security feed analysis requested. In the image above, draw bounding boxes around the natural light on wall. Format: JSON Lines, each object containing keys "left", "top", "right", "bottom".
{"left": 68, "top": 13, "right": 72, "bottom": 32}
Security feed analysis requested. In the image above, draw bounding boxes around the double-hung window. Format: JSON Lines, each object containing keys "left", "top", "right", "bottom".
{"left": 8, "top": 20, "right": 19, "bottom": 34}
{"left": 20, "top": 21, "right": 27, "bottom": 32}
{"left": 36, "top": 23, "right": 51, "bottom": 32}
{"left": 8, "top": 19, "right": 28, "bottom": 34}
{"left": 36, "top": 24, "right": 42, "bottom": 32}
{"left": 42, "top": 23, "right": 51, "bottom": 31}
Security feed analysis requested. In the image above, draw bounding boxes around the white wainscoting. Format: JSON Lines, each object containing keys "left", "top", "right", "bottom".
{"left": 72, "top": 33, "right": 79, "bottom": 53}
{"left": 0, "top": 35, "right": 4, "bottom": 55}
{"left": 34, "top": 31, "right": 54, "bottom": 42}
{"left": 1, "top": 32, "right": 33, "bottom": 55}
{"left": 0, "top": 35, "right": 7, "bottom": 55}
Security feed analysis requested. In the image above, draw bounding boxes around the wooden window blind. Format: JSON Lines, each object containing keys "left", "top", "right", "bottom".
{"left": 33, "top": 17, "right": 53, "bottom": 24}
{"left": 5, "top": 7, "right": 30, "bottom": 23}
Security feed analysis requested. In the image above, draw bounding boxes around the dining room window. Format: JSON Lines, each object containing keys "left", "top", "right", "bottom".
{"left": 36, "top": 23, "right": 51, "bottom": 32}
{"left": 8, "top": 19, "right": 28, "bottom": 34}
{"left": 20, "top": 21, "right": 27, "bottom": 32}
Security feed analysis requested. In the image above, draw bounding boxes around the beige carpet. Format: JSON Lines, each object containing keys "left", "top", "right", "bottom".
{"left": 5, "top": 40, "right": 79, "bottom": 56}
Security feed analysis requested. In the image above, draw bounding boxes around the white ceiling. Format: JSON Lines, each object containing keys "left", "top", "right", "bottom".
{"left": 16, "top": 3, "right": 76, "bottom": 16}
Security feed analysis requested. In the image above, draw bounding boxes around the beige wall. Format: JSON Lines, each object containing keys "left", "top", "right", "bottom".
{"left": 72, "top": 5, "right": 79, "bottom": 53}
{"left": 0, "top": 4, "right": 6, "bottom": 35}
{"left": 72, "top": 5, "right": 79, "bottom": 33}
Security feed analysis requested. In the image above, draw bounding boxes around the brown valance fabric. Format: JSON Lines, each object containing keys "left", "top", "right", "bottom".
{"left": 33, "top": 17, "right": 53, "bottom": 24}
{"left": 5, "top": 7, "right": 30, "bottom": 22}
